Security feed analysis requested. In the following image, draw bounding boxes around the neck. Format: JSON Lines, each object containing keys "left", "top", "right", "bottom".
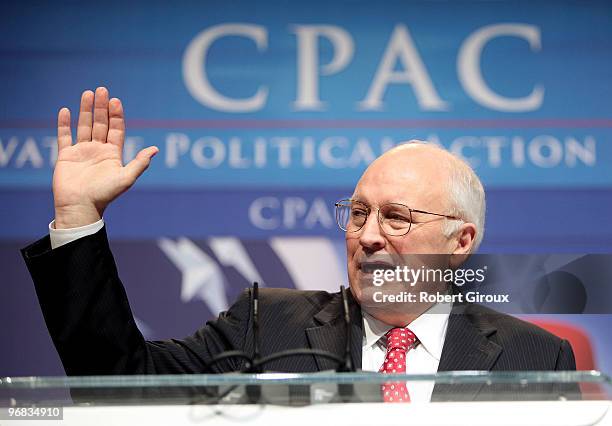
{"left": 363, "top": 307, "right": 427, "bottom": 327}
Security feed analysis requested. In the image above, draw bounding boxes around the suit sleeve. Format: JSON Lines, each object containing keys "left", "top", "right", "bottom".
{"left": 21, "top": 226, "right": 252, "bottom": 376}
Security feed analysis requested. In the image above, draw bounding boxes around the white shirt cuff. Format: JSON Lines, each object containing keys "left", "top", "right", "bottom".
{"left": 49, "top": 219, "right": 105, "bottom": 250}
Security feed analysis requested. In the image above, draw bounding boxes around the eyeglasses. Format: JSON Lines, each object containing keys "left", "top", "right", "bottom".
{"left": 334, "top": 199, "right": 461, "bottom": 236}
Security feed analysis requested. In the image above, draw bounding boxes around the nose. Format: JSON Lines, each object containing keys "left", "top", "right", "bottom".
{"left": 358, "top": 212, "right": 386, "bottom": 253}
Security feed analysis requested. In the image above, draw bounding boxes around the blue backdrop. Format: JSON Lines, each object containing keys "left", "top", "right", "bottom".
{"left": 1, "top": 1, "right": 611, "bottom": 377}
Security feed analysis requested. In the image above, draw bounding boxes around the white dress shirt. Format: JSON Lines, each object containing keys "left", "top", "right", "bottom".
{"left": 49, "top": 219, "right": 451, "bottom": 402}
{"left": 361, "top": 302, "right": 451, "bottom": 402}
{"left": 49, "top": 219, "right": 104, "bottom": 249}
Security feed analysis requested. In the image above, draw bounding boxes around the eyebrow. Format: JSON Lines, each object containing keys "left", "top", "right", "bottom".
{"left": 352, "top": 197, "right": 411, "bottom": 206}
{"left": 350, "top": 197, "right": 372, "bottom": 207}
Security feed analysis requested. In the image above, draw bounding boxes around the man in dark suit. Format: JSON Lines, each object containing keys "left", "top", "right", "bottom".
{"left": 22, "top": 87, "right": 576, "bottom": 402}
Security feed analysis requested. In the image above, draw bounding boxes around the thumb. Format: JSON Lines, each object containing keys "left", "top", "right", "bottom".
{"left": 123, "top": 146, "right": 159, "bottom": 185}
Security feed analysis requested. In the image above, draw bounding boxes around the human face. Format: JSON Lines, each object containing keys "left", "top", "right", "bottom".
{"left": 345, "top": 148, "right": 459, "bottom": 318}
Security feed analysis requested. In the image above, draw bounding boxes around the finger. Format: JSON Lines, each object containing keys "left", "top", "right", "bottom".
{"left": 107, "top": 98, "right": 125, "bottom": 150}
{"left": 76, "top": 90, "right": 94, "bottom": 142}
{"left": 92, "top": 87, "right": 109, "bottom": 143}
{"left": 123, "top": 146, "right": 159, "bottom": 185}
{"left": 57, "top": 107, "right": 73, "bottom": 151}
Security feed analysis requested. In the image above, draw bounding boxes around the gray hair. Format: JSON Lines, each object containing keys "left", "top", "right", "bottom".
{"left": 389, "top": 141, "right": 486, "bottom": 252}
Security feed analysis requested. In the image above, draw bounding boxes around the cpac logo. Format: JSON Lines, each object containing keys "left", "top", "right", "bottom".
{"left": 157, "top": 236, "right": 345, "bottom": 312}
{"left": 183, "top": 23, "right": 543, "bottom": 113}
{"left": 158, "top": 237, "right": 264, "bottom": 313}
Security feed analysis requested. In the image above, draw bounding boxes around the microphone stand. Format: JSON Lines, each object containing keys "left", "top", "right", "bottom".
{"left": 337, "top": 285, "right": 356, "bottom": 402}
{"left": 246, "top": 282, "right": 263, "bottom": 403}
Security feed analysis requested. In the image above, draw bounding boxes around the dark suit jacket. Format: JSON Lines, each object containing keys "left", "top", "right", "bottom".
{"left": 21, "top": 226, "right": 577, "bottom": 401}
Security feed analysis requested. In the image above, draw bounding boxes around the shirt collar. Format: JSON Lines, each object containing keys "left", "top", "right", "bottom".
{"left": 362, "top": 302, "right": 451, "bottom": 362}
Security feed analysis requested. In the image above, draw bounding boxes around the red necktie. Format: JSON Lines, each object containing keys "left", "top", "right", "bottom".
{"left": 380, "top": 327, "right": 417, "bottom": 403}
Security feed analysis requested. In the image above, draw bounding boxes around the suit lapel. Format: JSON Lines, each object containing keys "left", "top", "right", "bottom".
{"left": 305, "top": 292, "right": 362, "bottom": 371}
{"left": 433, "top": 304, "right": 502, "bottom": 401}
{"left": 304, "top": 292, "right": 503, "bottom": 400}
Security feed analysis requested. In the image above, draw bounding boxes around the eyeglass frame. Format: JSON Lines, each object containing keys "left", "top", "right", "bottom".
{"left": 334, "top": 198, "right": 462, "bottom": 236}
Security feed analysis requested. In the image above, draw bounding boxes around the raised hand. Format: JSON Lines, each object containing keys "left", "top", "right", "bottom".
{"left": 53, "top": 87, "right": 159, "bottom": 229}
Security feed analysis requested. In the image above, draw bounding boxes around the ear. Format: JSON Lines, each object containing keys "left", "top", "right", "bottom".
{"left": 449, "top": 222, "right": 477, "bottom": 268}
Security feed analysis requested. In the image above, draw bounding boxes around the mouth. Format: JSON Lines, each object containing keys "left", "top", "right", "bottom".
{"left": 358, "top": 260, "right": 396, "bottom": 274}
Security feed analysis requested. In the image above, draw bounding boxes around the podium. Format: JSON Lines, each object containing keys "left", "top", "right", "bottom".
{"left": 1, "top": 371, "right": 610, "bottom": 425}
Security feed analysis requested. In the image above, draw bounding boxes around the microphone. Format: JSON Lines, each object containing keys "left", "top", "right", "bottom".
{"left": 246, "top": 282, "right": 262, "bottom": 403}
{"left": 336, "top": 285, "right": 356, "bottom": 403}
{"left": 199, "top": 283, "right": 358, "bottom": 405}
{"left": 338, "top": 285, "right": 353, "bottom": 373}
{"left": 252, "top": 281, "right": 261, "bottom": 371}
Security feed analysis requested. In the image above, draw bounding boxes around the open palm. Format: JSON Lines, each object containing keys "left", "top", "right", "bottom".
{"left": 53, "top": 87, "right": 158, "bottom": 229}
